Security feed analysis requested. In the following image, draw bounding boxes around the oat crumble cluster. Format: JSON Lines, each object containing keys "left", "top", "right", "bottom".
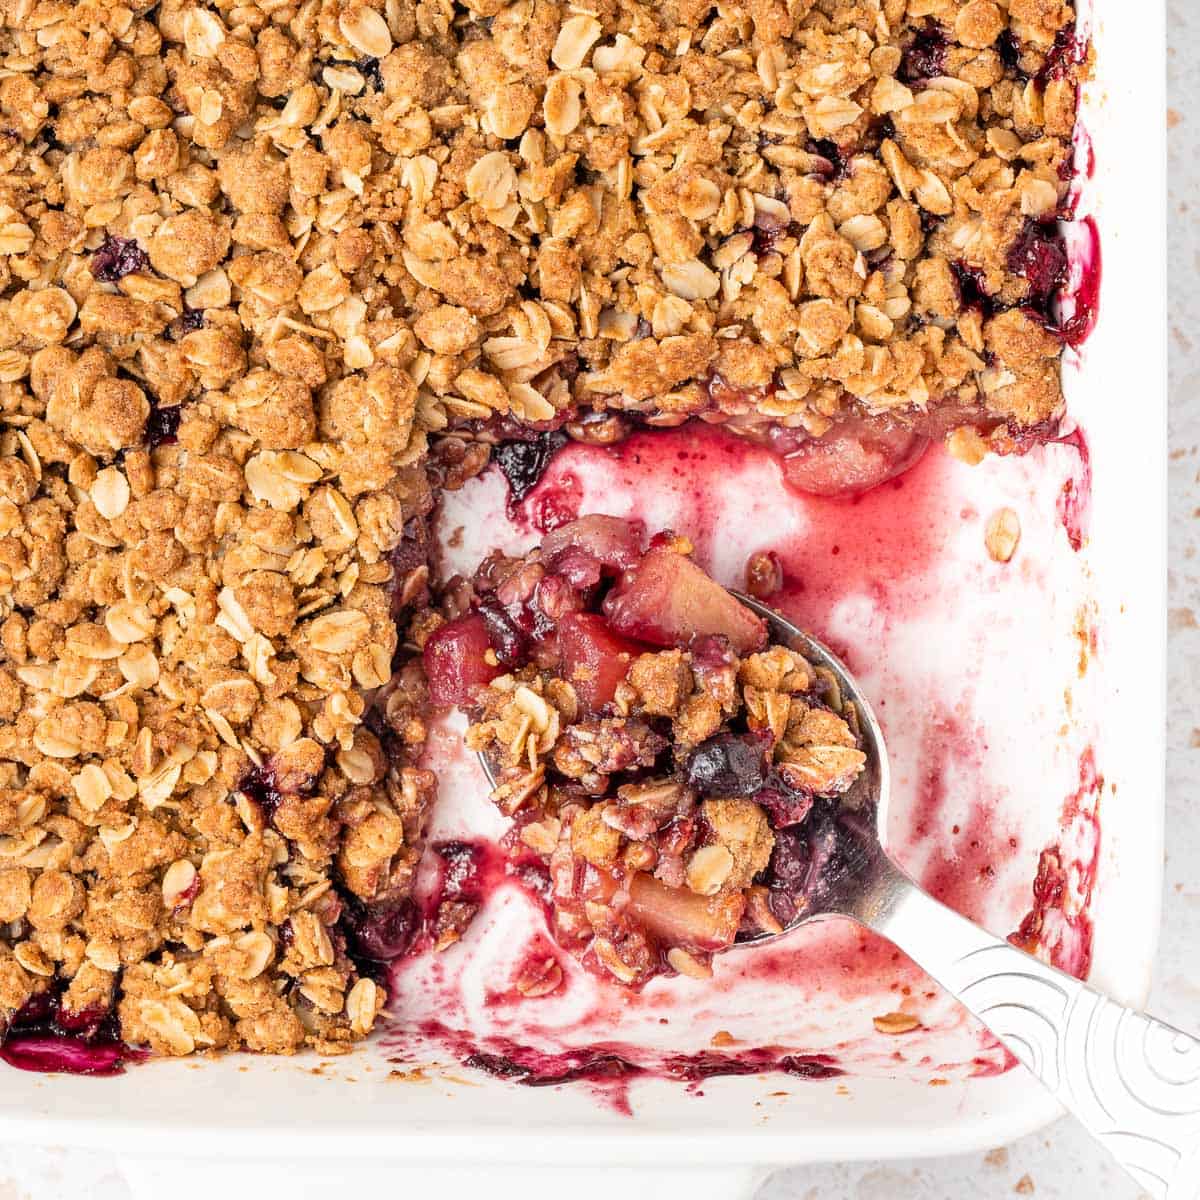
{"left": 0, "top": 0, "right": 448, "bottom": 1060}
{"left": 404, "top": 0, "right": 1086, "bottom": 468}
{"left": 423, "top": 517, "right": 868, "bottom": 985}
{"left": 0, "top": 0, "right": 1082, "bottom": 1065}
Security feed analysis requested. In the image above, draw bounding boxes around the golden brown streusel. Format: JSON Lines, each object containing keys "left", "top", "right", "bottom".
{"left": 313, "top": 0, "right": 1083, "bottom": 463}
{"left": 0, "top": 0, "right": 1085, "bottom": 1060}
{"left": 0, "top": 0, "right": 451, "bottom": 1057}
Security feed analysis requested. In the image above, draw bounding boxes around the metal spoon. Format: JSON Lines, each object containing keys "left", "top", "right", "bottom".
{"left": 478, "top": 593, "right": 1200, "bottom": 1198}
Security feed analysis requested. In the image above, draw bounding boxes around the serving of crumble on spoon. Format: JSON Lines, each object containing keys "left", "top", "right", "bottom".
{"left": 427, "top": 516, "right": 1200, "bottom": 1200}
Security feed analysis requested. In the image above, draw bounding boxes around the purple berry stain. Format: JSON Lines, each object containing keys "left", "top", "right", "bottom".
{"left": 1036, "top": 27, "right": 1088, "bottom": 86}
{"left": 663, "top": 1048, "right": 841, "bottom": 1083}
{"left": 355, "top": 57, "right": 384, "bottom": 90}
{"left": 1007, "top": 218, "right": 1068, "bottom": 310}
{"left": 494, "top": 430, "right": 568, "bottom": 502}
{"left": 387, "top": 514, "right": 431, "bottom": 618}
{"left": 237, "top": 761, "right": 284, "bottom": 821}
{"left": 170, "top": 307, "right": 205, "bottom": 339}
{"left": 91, "top": 235, "right": 149, "bottom": 282}
{"left": 466, "top": 1050, "right": 642, "bottom": 1088}
{"left": 996, "top": 30, "right": 1022, "bottom": 74}
{"left": 951, "top": 261, "right": 994, "bottom": 315}
{"left": 805, "top": 138, "right": 846, "bottom": 182}
{"left": 1, "top": 986, "right": 143, "bottom": 1077}
{"left": 145, "top": 401, "right": 183, "bottom": 449}
{"left": 236, "top": 752, "right": 323, "bottom": 827}
{"left": 919, "top": 208, "right": 942, "bottom": 236}
{"left": 898, "top": 21, "right": 948, "bottom": 85}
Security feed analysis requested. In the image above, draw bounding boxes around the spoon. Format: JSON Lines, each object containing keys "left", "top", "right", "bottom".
{"left": 478, "top": 592, "right": 1200, "bottom": 1199}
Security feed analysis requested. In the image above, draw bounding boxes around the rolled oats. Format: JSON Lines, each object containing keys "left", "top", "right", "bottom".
{"left": 0, "top": 0, "right": 450, "bottom": 1064}
{"left": 346, "top": 976, "right": 381, "bottom": 1036}
{"left": 873, "top": 1011, "right": 923, "bottom": 1035}
{"left": 685, "top": 845, "right": 735, "bottom": 896}
{"left": 985, "top": 507, "right": 1023, "bottom": 563}
{"left": 0, "top": 0, "right": 1086, "bottom": 1068}
{"left": 666, "top": 947, "right": 713, "bottom": 981}
{"left": 339, "top": 7, "right": 394, "bottom": 60}
{"left": 552, "top": 16, "right": 603, "bottom": 70}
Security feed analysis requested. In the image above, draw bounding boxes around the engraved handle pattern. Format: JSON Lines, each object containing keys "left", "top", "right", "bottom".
{"left": 861, "top": 865, "right": 1200, "bottom": 1199}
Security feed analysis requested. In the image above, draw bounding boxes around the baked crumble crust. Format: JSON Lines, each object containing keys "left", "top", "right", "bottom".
{"left": 0, "top": 0, "right": 1085, "bottom": 1063}
{"left": 397, "top": 0, "right": 1088, "bottom": 468}
{"left": 0, "top": 0, "right": 448, "bottom": 1058}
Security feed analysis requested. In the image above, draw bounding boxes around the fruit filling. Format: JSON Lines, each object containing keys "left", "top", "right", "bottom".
{"left": 422, "top": 516, "right": 868, "bottom": 984}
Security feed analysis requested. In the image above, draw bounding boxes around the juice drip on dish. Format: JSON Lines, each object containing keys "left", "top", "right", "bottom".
{"left": 403, "top": 837, "right": 552, "bottom": 960}
{"left": 1054, "top": 215, "right": 1101, "bottom": 348}
{"left": 892, "top": 707, "right": 1017, "bottom": 926}
{"left": 389, "top": 1020, "right": 844, "bottom": 1114}
{"left": 1009, "top": 748, "right": 1102, "bottom": 979}
{"left": 729, "top": 918, "right": 917, "bottom": 1001}
{"left": 1054, "top": 427, "right": 1091, "bottom": 551}
{"left": 0, "top": 1032, "right": 135, "bottom": 1077}
{"left": 517, "top": 423, "right": 953, "bottom": 657}
{"left": 0, "top": 985, "right": 145, "bottom": 1076}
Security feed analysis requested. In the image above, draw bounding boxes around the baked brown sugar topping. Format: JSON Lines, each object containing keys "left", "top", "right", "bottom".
{"left": 0, "top": 0, "right": 1085, "bottom": 1064}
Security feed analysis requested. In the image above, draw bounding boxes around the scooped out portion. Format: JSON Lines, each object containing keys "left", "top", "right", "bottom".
{"left": 421, "top": 516, "right": 868, "bottom": 986}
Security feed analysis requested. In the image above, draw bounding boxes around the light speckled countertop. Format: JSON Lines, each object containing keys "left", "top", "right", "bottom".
{"left": 2, "top": 14, "right": 1192, "bottom": 1200}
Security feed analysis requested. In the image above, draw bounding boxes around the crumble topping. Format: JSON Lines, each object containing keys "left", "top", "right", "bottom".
{"left": 0, "top": 0, "right": 1085, "bottom": 1064}
{"left": 424, "top": 516, "right": 868, "bottom": 985}
{"left": 387, "top": 0, "right": 1087, "bottom": 469}
{"left": 0, "top": 0, "right": 452, "bottom": 1059}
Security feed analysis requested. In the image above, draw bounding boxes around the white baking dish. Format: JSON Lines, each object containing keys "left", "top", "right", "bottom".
{"left": 0, "top": 3, "right": 1165, "bottom": 1196}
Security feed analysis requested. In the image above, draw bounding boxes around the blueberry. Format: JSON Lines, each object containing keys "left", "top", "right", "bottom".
{"left": 343, "top": 898, "right": 418, "bottom": 962}
{"left": 898, "top": 21, "right": 949, "bottom": 85}
{"left": 684, "top": 735, "right": 767, "bottom": 797}
{"left": 91, "top": 234, "right": 149, "bottom": 282}
{"left": 145, "top": 401, "right": 183, "bottom": 449}
{"left": 766, "top": 827, "right": 812, "bottom": 891}
{"left": 997, "top": 30, "right": 1022, "bottom": 73}
{"left": 494, "top": 430, "right": 568, "bottom": 501}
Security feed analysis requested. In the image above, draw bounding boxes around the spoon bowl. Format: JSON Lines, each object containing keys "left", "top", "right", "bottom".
{"left": 729, "top": 591, "right": 897, "bottom": 941}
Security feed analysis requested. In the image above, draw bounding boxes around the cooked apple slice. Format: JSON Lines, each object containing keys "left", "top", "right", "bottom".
{"left": 541, "top": 514, "right": 646, "bottom": 573}
{"left": 423, "top": 613, "right": 503, "bottom": 706}
{"left": 557, "top": 612, "right": 645, "bottom": 713}
{"left": 779, "top": 418, "right": 927, "bottom": 498}
{"left": 604, "top": 547, "right": 767, "bottom": 654}
{"left": 627, "top": 872, "right": 744, "bottom": 952}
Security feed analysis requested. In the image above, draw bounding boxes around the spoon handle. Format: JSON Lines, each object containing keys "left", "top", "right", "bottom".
{"left": 861, "top": 859, "right": 1200, "bottom": 1199}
